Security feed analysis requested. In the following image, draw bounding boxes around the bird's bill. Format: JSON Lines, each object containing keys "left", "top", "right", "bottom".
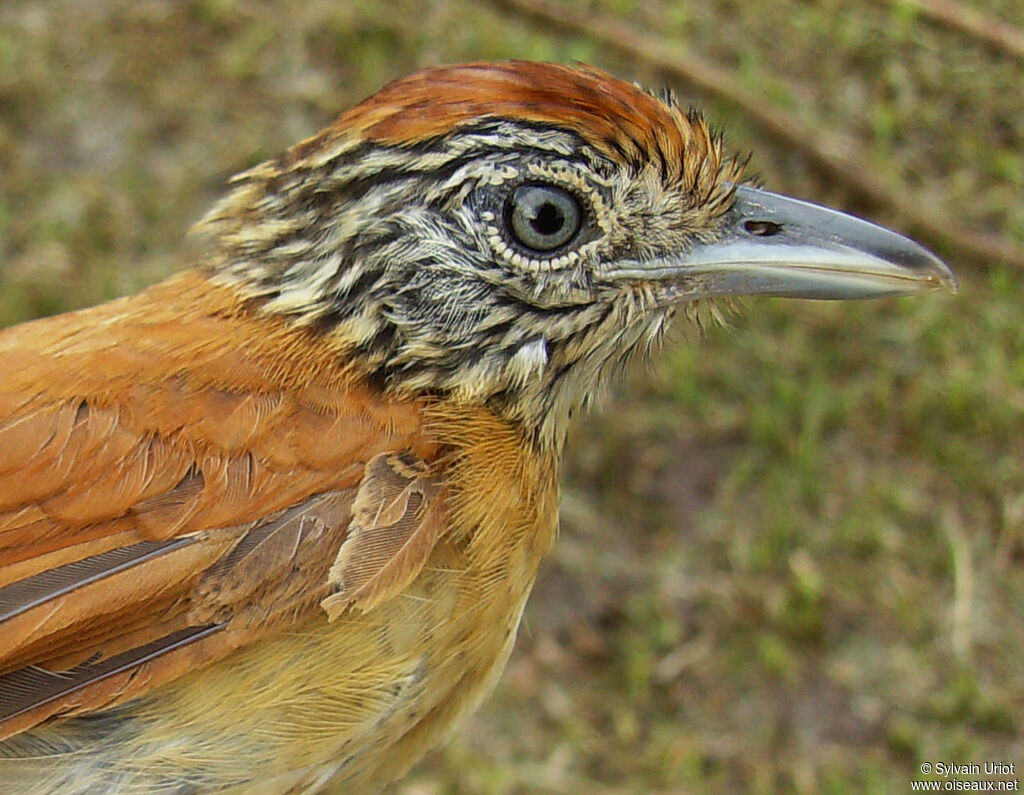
{"left": 606, "top": 185, "right": 957, "bottom": 300}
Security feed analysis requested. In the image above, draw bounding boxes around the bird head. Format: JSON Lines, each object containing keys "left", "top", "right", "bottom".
{"left": 198, "top": 61, "right": 955, "bottom": 447}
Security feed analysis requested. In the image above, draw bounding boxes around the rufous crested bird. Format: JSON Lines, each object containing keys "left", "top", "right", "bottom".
{"left": 0, "top": 61, "right": 954, "bottom": 793}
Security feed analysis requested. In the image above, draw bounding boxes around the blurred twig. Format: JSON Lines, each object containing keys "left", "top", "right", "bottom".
{"left": 887, "top": 0, "right": 1024, "bottom": 60}
{"left": 486, "top": 0, "right": 1024, "bottom": 270}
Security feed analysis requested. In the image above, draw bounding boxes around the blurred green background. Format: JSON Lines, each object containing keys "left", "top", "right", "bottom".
{"left": 1, "top": 1, "right": 1021, "bottom": 792}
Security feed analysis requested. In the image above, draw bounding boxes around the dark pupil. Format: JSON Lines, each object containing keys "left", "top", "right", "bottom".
{"left": 531, "top": 201, "right": 565, "bottom": 236}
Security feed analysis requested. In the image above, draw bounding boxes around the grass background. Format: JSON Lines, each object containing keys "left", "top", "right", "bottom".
{"left": 1, "top": 1, "right": 1021, "bottom": 792}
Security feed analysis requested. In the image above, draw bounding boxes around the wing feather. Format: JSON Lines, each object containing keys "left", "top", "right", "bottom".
{"left": 0, "top": 271, "right": 437, "bottom": 738}
{"left": 0, "top": 624, "right": 225, "bottom": 726}
{"left": 323, "top": 452, "right": 446, "bottom": 617}
{"left": 0, "top": 538, "right": 197, "bottom": 624}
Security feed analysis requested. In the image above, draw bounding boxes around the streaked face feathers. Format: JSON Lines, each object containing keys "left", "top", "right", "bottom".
{"left": 197, "top": 62, "right": 747, "bottom": 445}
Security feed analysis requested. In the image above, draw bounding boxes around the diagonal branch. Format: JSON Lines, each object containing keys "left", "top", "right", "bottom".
{"left": 485, "top": 0, "right": 1024, "bottom": 270}
{"left": 886, "top": 0, "right": 1024, "bottom": 60}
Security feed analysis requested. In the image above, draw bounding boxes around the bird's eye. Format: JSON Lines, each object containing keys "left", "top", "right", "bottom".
{"left": 506, "top": 185, "right": 582, "bottom": 253}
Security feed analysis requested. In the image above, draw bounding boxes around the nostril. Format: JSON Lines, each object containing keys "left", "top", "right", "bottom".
{"left": 744, "top": 220, "right": 782, "bottom": 237}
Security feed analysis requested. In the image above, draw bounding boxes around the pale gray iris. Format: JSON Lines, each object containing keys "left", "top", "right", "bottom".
{"left": 507, "top": 184, "right": 582, "bottom": 252}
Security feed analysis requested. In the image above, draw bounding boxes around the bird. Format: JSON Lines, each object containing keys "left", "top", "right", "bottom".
{"left": 0, "top": 61, "right": 954, "bottom": 793}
